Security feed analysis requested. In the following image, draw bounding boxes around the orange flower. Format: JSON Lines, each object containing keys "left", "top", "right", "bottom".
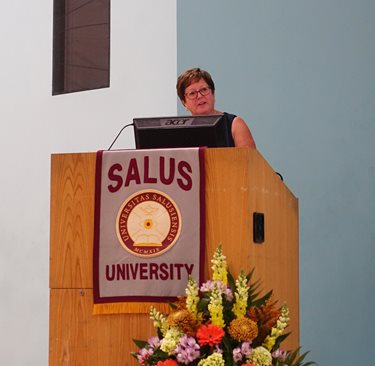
{"left": 196, "top": 324, "right": 225, "bottom": 346}
{"left": 242, "top": 364, "right": 256, "bottom": 366}
{"left": 156, "top": 360, "right": 178, "bottom": 366}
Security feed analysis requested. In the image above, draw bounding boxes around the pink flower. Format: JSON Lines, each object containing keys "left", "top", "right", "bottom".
{"left": 137, "top": 347, "right": 153, "bottom": 365}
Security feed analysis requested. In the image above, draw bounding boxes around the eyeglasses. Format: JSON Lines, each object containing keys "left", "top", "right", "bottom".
{"left": 184, "top": 86, "right": 211, "bottom": 100}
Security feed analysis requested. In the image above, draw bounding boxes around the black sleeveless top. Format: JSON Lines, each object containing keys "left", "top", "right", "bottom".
{"left": 224, "top": 112, "right": 236, "bottom": 147}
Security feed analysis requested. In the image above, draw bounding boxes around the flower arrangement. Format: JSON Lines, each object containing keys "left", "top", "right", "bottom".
{"left": 132, "top": 246, "right": 314, "bottom": 366}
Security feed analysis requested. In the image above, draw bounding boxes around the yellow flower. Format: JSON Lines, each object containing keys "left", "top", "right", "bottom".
{"left": 208, "top": 285, "right": 225, "bottom": 327}
{"left": 263, "top": 303, "right": 290, "bottom": 350}
{"left": 232, "top": 271, "right": 249, "bottom": 318}
{"left": 262, "top": 336, "right": 276, "bottom": 350}
{"left": 211, "top": 245, "right": 228, "bottom": 285}
{"left": 149, "top": 306, "right": 168, "bottom": 336}
{"left": 248, "top": 346, "right": 272, "bottom": 366}
{"left": 198, "top": 353, "right": 225, "bottom": 366}
{"left": 160, "top": 327, "right": 182, "bottom": 354}
{"left": 186, "top": 277, "right": 199, "bottom": 316}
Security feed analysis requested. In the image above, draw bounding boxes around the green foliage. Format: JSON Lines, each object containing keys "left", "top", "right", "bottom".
{"left": 132, "top": 339, "right": 148, "bottom": 349}
{"left": 275, "top": 348, "right": 316, "bottom": 366}
{"left": 221, "top": 335, "right": 236, "bottom": 366}
{"left": 272, "top": 332, "right": 290, "bottom": 351}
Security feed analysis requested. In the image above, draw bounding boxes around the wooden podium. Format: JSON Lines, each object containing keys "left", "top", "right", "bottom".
{"left": 49, "top": 148, "right": 299, "bottom": 365}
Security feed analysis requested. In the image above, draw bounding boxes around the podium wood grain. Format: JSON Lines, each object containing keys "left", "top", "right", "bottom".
{"left": 49, "top": 149, "right": 299, "bottom": 365}
{"left": 204, "top": 148, "right": 299, "bottom": 350}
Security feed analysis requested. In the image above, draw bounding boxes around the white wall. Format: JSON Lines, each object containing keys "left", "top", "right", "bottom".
{"left": 0, "top": 1, "right": 177, "bottom": 364}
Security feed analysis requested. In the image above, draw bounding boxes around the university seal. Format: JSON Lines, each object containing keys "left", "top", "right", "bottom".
{"left": 116, "top": 189, "right": 182, "bottom": 257}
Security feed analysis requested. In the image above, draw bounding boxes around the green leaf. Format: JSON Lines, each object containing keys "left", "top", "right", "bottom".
{"left": 273, "top": 332, "right": 290, "bottom": 350}
{"left": 285, "top": 348, "right": 298, "bottom": 364}
{"left": 168, "top": 302, "right": 178, "bottom": 310}
{"left": 295, "top": 350, "right": 316, "bottom": 366}
{"left": 281, "top": 348, "right": 316, "bottom": 366}
{"left": 152, "top": 348, "right": 169, "bottom": 358}
{"left": 244, "top": 268, "right": 274, "bottom": 307}
{"left": 132, "top": 338, "right": 148, "bottom": 348}
{"left": 227, "top": 270, "right": 236, "bottom": 292}
{"left": 197, "top": 296, "right": 210, "bottom": 312}
{"left": 246, "top": 268, "right": 256, "bottom": 283}
{"left": 252, "top": 289, "right": 273, "bottom": 307}
{"left": 221, "top": 336, "right": 235, "bottom": 366}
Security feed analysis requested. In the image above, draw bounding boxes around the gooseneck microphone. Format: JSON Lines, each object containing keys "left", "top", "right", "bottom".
{"left": 108, "top": 123, "right": 134, "bottom": 150}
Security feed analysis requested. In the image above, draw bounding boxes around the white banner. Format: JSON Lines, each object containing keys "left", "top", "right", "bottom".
{"left": 93, "top": 148, "right": 205, "bottom": 303}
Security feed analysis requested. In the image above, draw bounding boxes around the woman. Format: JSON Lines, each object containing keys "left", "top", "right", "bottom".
{"left": 176, "top": 68, "right": 256, "bottom": 148}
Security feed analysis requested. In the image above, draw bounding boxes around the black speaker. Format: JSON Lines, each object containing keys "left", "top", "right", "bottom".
{"left": 253, "top": 212, "right": 265, "bottom": 244}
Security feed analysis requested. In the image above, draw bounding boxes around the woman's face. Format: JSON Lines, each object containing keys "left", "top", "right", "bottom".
{"left": 183, "top": 78, "right": 215, "bottom": 115}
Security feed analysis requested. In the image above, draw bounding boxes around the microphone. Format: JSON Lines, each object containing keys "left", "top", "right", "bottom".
{"left": 108, "top": 123, "right": 134, "bottom": 150}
